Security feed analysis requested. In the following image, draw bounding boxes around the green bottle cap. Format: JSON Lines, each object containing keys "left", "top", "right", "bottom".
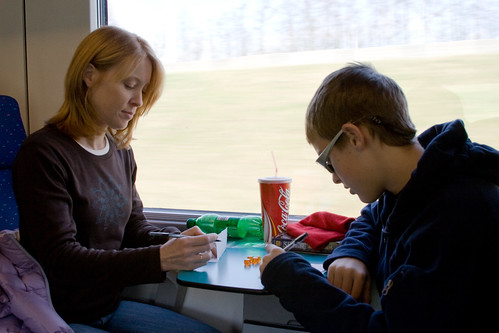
{"left": 186, "top": 218, "right": 196, "bottom": 229}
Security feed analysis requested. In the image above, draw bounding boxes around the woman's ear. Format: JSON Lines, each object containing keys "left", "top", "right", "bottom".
{"left": 83, "top": 63, "right": 97, "bottom": 87}
{"left": 341, "top": 123, "right": 367, "bottom": 150}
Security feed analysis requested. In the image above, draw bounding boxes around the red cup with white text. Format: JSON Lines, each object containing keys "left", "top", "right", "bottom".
{"left": 258, "top": 177, "right": 292, "bottom": 243}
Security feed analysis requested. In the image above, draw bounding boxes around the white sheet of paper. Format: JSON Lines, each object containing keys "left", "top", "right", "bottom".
{"left": 311, "top": 263, "right": 326, "bottom": 275}
{"left": 209, "top": 228, "right": 227, "bottom": 262}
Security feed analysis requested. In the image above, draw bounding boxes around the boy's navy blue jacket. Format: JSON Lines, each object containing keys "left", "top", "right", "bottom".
{"left": 261, "top": 120, "right": 499, "bottom": 332}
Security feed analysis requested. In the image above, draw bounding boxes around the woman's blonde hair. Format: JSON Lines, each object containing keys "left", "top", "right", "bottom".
{"left": 49, "top": 26, "right": 164, "bottom": 148}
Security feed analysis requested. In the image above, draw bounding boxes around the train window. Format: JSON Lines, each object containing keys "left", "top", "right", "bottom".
{"left": 107, "top": 0, "right": 499, "bottom": 218}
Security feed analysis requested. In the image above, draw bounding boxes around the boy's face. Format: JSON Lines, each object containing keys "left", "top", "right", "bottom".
{"left": 311, "top": 126, "right": 385, "bottom": 204}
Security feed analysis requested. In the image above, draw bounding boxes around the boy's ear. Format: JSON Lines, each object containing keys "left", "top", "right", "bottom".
{"left": 83, "top": 63, "right": 97, "bottom": 87}
{"left": 341, "top": 123, "right": 367, "bottom": 150}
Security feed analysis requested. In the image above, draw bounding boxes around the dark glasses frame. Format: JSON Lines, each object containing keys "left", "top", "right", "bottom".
{"left": 315, "top": 129, "right": 344, "bottom": 173}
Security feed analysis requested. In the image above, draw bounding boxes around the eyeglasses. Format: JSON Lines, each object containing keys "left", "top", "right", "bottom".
{"left": 316, "top": 129, "right": 344, "bottom": 173}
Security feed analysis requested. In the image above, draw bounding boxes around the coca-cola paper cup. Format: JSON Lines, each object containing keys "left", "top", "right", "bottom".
{"left": 258, "top": 177, "right": 292, "bottom": 243}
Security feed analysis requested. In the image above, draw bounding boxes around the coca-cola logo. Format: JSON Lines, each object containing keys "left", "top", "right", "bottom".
{"left": 278, "top": 186, "right": 290, "bottom": 233}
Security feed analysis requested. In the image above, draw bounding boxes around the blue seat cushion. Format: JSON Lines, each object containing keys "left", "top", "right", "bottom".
{"left": 0, "top": 95, "right": 26, "bottom": 168}
{"left": 0, "top": 169, "right": 19, "bottom": 230}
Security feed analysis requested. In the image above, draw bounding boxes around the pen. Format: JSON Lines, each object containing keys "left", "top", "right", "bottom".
{"left": 283, "top": 232, "right": 309, "bottom": 251}
{"left": 149, "top": 231, "right": 221, "bottom": 241}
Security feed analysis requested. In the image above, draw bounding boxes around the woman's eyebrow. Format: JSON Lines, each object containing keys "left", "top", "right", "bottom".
{"left": 125, "top": 76, "right": 149, "bottom": 87}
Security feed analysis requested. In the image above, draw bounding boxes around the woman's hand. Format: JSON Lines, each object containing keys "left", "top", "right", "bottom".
{"left": 259, "top": 243, "right": 285, "bottom": 276}
{"left": 327, "top": 257, "right": 371, "bottom": 303}
{"left": 159, "top": 226, "right": 218, "bottom": 271}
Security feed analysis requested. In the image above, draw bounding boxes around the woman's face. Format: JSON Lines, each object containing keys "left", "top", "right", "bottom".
{"left": 84, "top": 57, "right": 152, "bottom": 132}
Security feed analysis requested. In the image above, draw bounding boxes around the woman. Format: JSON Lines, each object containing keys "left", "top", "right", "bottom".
{"left": 13, "top": 26, "right": 219, "bottom": 332}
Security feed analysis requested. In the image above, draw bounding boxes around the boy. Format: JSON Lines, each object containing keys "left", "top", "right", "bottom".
{"left": 260, "top": 63, "right": 499, "bottom": 332}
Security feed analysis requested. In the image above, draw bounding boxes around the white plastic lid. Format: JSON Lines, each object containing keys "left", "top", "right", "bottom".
{"left": 257, "top": 176, "right": 292, "bottom": 184}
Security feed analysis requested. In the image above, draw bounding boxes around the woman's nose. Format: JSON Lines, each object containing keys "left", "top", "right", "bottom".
{"left": 131, "top": 91, "right": 143, "bottom": 107}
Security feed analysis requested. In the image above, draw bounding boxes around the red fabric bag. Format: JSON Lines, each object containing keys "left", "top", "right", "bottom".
{"left": 286, "top": 211, "right": 355, "bottom": 250}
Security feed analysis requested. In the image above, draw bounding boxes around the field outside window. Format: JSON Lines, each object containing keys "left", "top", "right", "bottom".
{"left": 108, "top": 0, "right": 499, "bottom": 218}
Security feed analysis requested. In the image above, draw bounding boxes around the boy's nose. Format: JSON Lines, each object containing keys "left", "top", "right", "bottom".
{"left": 332, "top": 173, "right": 342, "bottom": 184}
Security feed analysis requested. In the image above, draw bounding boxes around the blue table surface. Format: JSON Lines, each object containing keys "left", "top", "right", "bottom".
{"left": 176, "top": 238, "right": 327, "bottom": 295}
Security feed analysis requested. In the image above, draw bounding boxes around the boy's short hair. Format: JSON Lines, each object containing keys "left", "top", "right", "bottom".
{"left": 306, "top": 63, "right": 417, "bottom": 146}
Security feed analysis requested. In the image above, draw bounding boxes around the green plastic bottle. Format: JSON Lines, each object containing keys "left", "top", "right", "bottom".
{"left": 186, "top": 214, "right": 263, "bottom": 239}
{"left": 244, "top": 215, "right": 264, "bottom": 239}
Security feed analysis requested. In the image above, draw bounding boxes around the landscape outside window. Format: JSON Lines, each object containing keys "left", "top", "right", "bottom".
{"left": 108, "top": 0, "right": 499, "bottom": 218}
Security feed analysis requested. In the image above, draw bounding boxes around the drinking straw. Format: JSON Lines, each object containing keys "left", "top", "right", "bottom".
{"left": 271, "top": 151, "right": 278, "bottom": 177}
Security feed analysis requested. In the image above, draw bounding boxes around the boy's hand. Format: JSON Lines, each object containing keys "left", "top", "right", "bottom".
{"left": 260, "top": 243, "right": 285, "bottom": 275}
{"left": 328, "top": 257, "right": 371, "bottom": 303}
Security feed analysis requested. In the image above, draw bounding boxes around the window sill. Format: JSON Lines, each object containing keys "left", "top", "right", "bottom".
{"left": 143, "top": 208, "right": 304, "bottom": 231}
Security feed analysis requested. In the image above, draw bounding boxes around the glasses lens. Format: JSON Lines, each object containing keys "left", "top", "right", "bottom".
{"left": 325, "top": 161, "right": 335, "bottom": 173}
